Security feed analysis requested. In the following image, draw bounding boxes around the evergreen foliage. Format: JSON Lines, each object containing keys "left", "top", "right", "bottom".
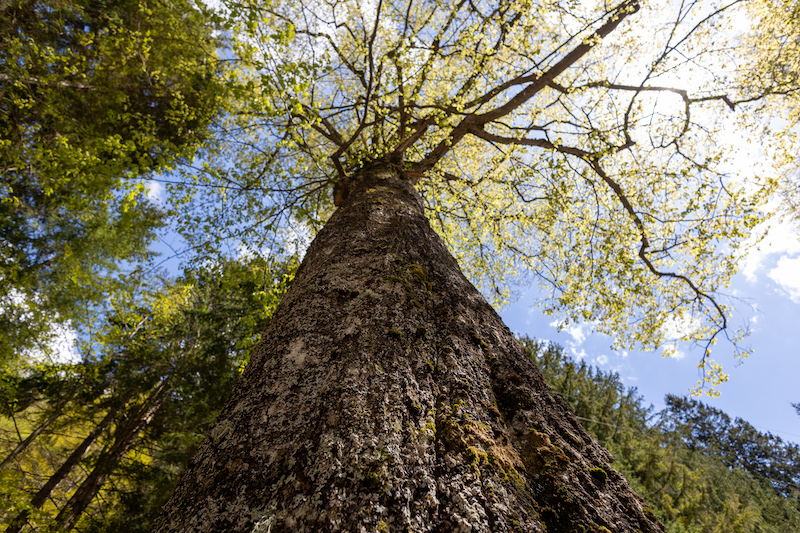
{"left": 523, "top": 338, "right": 800, "bottom": 533}
{"left": 660, "top": 395, "right": 800, "bottom": 498}
{"left": 0, "top": 257, "right": 294, "bottom": 532}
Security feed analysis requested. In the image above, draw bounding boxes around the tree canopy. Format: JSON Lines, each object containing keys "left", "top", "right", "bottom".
{"left": 157, "top": 0, "right": 800, "bottom": 393}
{"left": 0, "top": 0, "right": 227, "bottom": 361}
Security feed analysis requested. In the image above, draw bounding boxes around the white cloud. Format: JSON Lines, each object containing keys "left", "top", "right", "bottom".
{"left": 200, "top": 0, "right": 226, "bottom": 12}
{"left": 281, "top": 218, "right": 313, "bottom": 259}
{"left": 596, "top": 354, "right": 609, "bottom": 365}
{"left": 549, "top": 319, "right": 593, "bottom": 345}
{"left": 236, "top": 243, "right": 272, "bottom": 261}
{"left": 661, "top": 314, "right": 701, "bottom": 343}
{"left": 567, "top": 324, "right": 590, "bottom": 344}
{"left": 659, "top": 314, "right": 701, "bottom": 360}
{"left": 25, "top": 321, "right": 81, "bottom": 365}
{"left": 49, "top": 324, "right": 80, "bottom": 364}
{"left": 571, "top": 348, "right": 588, "bottom": 361}
{"left": 669, "top": 348, "right": 687, "bottom": 361}
{"left": 769, "top": 255, "right": 800, "bottom": 303}
{"left": 146, "top": 180, "right": 166, "bottom": 204}
{"left": 741, "top": 217, "right": 800, "bottom": 282}
{"left": 737, "top": 213, "right": 800, "bottom": 305}
{"left": 548, "top": 319, "right": 596, "bottom": 361}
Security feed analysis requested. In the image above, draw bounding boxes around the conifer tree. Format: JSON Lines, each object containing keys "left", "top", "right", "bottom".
{"left": 0, "top": 0, "right": 227, "bottom": 361}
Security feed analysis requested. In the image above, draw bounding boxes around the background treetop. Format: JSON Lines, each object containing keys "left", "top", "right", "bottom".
{"left": 166, "top": 0, "right": 799, "bottom": 393}
{"left": 0, "top": 0, "right": 229, "bottom": 362}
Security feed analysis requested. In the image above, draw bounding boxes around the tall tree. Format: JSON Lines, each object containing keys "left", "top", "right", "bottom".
{"left": 167, "top": 0, "right": 796, "bottom": 389}
{"left": 50, "top": 381, "right": 171, "bottom": 532}
{"left": 660, "top": 395, "right": 800, "bottom": 498}
{"left": 525, "top": 339, "right": 800, "bottom": 533}
{"left": 3, "top": 396, "right": 128, "bottom": 533}
{"left": 0, "top": 256, "right": 293, "bottom": 531}
{"left": 157, "top": 169, "right": 663, "bottom": 531}
{"left": 150, "top": 0, "right": 800, "bottom": 529}
{"left": 0, "top": 363, "right": 83, "bottom": 470}
{"left": 0, "top": 0, "right": 226, "bottom": 361}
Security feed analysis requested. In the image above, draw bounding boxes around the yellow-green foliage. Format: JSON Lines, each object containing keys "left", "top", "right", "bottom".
{"left": 0, "top": 402, "right": 111, "bottom": 526}
{"left": 0, "top": 256, "right": 293, "bottom": 531}
{"left": 0, "top": 0, "right": 228, "bottom": 364}
{"left": 167, "top": 0, "right": 800, "bottom": 393}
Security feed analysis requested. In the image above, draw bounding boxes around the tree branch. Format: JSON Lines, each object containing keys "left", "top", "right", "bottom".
{"left": 0, "top": 73, "right": 94, "bottom": 90}
{"left": 414, "top": 0, "right": 641, "bottom": 173}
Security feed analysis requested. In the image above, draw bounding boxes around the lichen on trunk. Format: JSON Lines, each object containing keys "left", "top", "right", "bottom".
{"left": 154, "top": 167, "right": 663, "bottom": 532}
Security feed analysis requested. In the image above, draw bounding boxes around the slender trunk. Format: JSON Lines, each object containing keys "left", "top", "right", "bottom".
{"left": 4, "top": 397, "right": 130, "bottom": 533}
{"left": 0, "top": 402, "right": 65, "bottom": 471}
{"left": 154, "top": 167, "right": 663, "bottom": 532}
{"left": 50, "top": 381, "right": 169, "bottom": 532}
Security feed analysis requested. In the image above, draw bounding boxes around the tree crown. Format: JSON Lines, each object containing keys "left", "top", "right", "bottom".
{"left": 165, "top": 0, "right": 798, "bottom": 393}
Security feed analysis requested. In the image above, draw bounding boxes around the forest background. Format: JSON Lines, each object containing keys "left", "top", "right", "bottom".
{"left": 1, "top": 0, "right": 800, "bottom": 530}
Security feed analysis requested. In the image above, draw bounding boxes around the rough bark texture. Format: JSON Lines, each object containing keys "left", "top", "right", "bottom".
{"left": 154, "top": 168, "right": 663, "bottom": 532}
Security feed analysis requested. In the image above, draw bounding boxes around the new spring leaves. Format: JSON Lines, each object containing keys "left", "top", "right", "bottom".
{"left": 182, "top": 0, "right": 797, "bottom": 393}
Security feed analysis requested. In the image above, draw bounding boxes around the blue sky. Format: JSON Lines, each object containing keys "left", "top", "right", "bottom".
{"left": 501, "top": 218, "right": 800, "bottom": 444}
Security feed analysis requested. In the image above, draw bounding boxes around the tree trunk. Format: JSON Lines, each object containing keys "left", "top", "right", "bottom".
{"left": 0, "top": 400, "right": 66, "bottom": 472}
{"left": 50, "top": 381, "right": 169, "bottom": 532}
{"left": 4, "top": 399, "right": 127, "bottom": 533}
{"left": 154, "top": 167, "right": 663, "bottom": 532}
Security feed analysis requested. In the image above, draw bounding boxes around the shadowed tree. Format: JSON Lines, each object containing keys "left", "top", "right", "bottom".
{"left": 0, "top": 257, "right": 293, "bottom": 531}
{"left": 152, "top": 0, "right": 797, "bottom": 530}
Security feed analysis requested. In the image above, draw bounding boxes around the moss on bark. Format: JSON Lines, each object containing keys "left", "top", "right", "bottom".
{"left": 154, "top": 167, "right": 663, "bottom": 532}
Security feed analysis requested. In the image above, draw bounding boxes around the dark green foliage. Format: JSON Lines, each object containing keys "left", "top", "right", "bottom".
{"left": 661, "top": 395, "right": 800, "bottom": 498}
{"left": 0, "top": 256, "right": 295, "bottom": 531}
{"left": 523, "top": 338, "right": 651, "bottom": 448}
{"left": 522, "top": 338, "right": 800, "bottom": 533}
{"left": 73, "top": 257, "right": 295, "bottom": 531}
{"left": 0, "top": 0, "right": 226, "bottom": 362}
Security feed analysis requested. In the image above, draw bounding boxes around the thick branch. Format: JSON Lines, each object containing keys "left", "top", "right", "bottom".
{"left": 414, "top": 0, "right": 640, "bottom": 173}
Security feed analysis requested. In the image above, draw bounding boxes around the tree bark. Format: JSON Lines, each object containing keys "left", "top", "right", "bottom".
{"left": 50, "top": 381, "right": 169, "bottom": 532}
{"left": 154, "top": 167, "right": 663, "bottom": 532}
